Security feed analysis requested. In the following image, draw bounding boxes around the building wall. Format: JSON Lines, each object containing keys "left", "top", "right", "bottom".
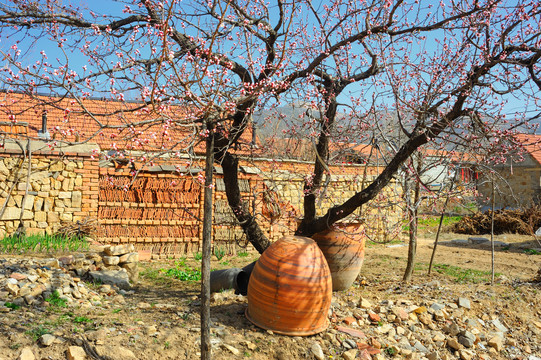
{"left": 0, "top": 142, "right": 99, "bottom": 238}
{"left": 252, "top": 161, "right": 403, "bottom": 244}
{"left": 0, "top": 142, "right": 403, "bottom": 256}
{"left": 477, "top": 154, "right": 541, "bottom": 209}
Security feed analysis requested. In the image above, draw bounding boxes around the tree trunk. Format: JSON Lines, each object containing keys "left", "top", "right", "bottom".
{"left": 403, "top": 160, "right": 421, "bottom": 282}
{"left": 214, "top": 104, "right": 271, "bottom": 255}
{"left": 297, "top": 96, "right": 468, "bottom": 238}
{"left": 403, "top": 205, "right": 418, "bottom": 282}
{"left": 296, "top": 131, "right": 430, "bottom": 237}
{"left": 221, "top": 153, "right": 270, "bottom": 253}
{"left": 201, "top": 121, "right": 214, "bottom": 360}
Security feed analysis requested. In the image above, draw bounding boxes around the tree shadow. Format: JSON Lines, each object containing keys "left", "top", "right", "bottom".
{"left": 436, "top": 237, "right": 541, "bottom": 255}
{"left": 208, "top": 298, "right": 253, "bottom": 333}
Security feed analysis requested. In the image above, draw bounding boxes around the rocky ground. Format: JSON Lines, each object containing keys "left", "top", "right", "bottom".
{"left": 0, "top": 232, "right": 540, "bottom": 360}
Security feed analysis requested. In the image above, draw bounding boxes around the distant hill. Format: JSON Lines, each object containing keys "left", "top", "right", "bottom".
{"left": 252, "top": 103, "right": 311, "bottom": 139}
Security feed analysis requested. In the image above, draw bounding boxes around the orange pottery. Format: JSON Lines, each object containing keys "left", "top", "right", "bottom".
{"left": 246, "top": 235, "right": 332, "bottom": 336}
{"left": 311, "top": 223, "right": 365, "bottom": 291}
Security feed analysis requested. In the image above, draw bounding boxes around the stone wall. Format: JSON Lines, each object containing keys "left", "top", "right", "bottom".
{"left": 477, "top": 154, "right": 541, "bottom": 209}
{"left": 0, "top": 141, "right": 99, "bottom": 238}
{"left": 253, "top": 161, "right": 403, "bottom": 243}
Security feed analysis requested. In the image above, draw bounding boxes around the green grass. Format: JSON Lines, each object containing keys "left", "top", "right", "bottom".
{"left": 0, "top": 233, "right": 89, "bottom": 254}
{"left": 164, "top": 261, "right": 201, "bottom": 282}
{"left": 432, "top": 263, "right": 500, "bottom": 283}
{"left": 524, "top": 248, "right": 541, "bottom": 255}
{"left": 72, "top": 316, "right": 93, "bottom": 324}
{"left": 418, "top": 216, "right": 462, "bottom": 228}
{"left": 403, "top": 216, "right": 462, "bottom": 232}
{"left": 193, "top": 252, "right": 203, "bottom": 261}
{"left": 4, "top": 302, "right": 20, "bottom": 310}
{"left": 139, "top": 267, "right": 177, "bottom": 286}
{"left": 366, "top": 239, "right": 404, "bottom": 248}
{"left": 237, "top": 251, "right": 249, "bottom": 258}
{"left": 45, "top": 290, "right": 68, "bottom": 308}
{"left": 25, "top": 325, "right": 51, "bottom": 341}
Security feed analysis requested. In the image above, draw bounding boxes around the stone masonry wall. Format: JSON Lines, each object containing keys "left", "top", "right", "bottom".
{"left": 252, "top": 160, "right": 403, "bottom": 243}
{"left": 0, "top": 142, "right": 99, "bottom": 238}
{"left": 478, "top": 166, "right": 541, "bottom": 208}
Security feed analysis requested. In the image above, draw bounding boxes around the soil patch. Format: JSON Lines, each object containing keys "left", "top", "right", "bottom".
{"left": 0, "top": 232, "right": 540, "bottom": 360}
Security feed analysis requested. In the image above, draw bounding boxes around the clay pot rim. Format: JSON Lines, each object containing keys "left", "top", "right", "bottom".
{"left": 245, "top": 308, "right": 329, "bottom": 336}
{"left": 314, "top": 222, "right": 364, "bottom": 238}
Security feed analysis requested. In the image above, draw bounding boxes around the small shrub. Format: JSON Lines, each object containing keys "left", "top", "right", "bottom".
{"left": 213, "top": 247, "right": 227, "bottom": 261}
{"left": 45, "top": 290, "right": 68, "bottom": 308}
{"left": 25, "top": 325, "right": 51, "bottom": 341}
{"left": 193, "top": 252, "right": 203, "bottom": 261}
{"left": 4, "top": 302, "right": 20, "bottom": 310}
{"left": 164, "top": 261, "right": 201, "bottom": 282}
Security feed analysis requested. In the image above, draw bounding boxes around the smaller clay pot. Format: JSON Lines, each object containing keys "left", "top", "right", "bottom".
{"left": 312, "top": 223, "right": 365, "bottom": 291}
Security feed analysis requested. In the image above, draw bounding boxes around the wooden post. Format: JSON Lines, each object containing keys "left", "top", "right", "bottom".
{"left": 201, "top": 120, "right": 214, "bottom": 360}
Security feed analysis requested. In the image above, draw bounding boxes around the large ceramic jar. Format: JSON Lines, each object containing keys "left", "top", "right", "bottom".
{"left": 246, "top": 235, "right": 332, "bottom": 336}
{"left": 312, "top": 223, "right": 365, "bottom": 291}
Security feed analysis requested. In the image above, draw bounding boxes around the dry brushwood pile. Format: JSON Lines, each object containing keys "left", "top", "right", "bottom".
{"left": 453, "top": 207, "right": 541, "bottom": 235}
{"left": 56, "top": 218, "right": 97, "bottom": 240}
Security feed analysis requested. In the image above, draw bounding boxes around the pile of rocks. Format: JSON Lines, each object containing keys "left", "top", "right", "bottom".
{"left": 311, "top": 285, "right": 541, "bottom": 360}
{"left": 0, "top": 244, "right": 139, "bottom": 309}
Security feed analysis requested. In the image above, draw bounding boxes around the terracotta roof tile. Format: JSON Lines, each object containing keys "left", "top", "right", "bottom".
{"left": 0, "top": 92, "right": 256, "bottom": 155}
{"left": 514, "top": 133, "right": 541, "bottom": 165}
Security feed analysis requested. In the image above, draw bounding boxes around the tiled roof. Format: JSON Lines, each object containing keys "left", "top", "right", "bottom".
{"left": 418, "top": 147, "right": 478, "bottom": 163}
{"left": 0, "top": 92, "right": 256, "bottom": 155}
{"left": 514, "top": 133, "right": 541, "bottom": 165}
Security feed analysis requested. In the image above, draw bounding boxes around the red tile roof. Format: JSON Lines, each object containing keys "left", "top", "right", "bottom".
{"left": 514, "top": 133, "right": 541, "bottom": 165}
{"left": 0, "top": 92, "right": 256, "bottom": 155}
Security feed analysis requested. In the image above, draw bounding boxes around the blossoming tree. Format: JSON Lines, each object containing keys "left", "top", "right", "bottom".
{"left": 0, "top": 0, "right": 540, "bottom": 256}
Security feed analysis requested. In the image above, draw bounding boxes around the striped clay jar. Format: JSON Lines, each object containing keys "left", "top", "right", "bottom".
{"left": 312, "top": 223, "right": 365, "bottom": 291}
{"left": 246, "top": 235, "right": 332, "bottom": 336}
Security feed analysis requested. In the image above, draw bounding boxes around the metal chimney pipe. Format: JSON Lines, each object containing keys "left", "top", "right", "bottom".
{"left": 41, "top": 111, "right": 47, "bottom": 133}
{"left": 38, "top": 110, "right": 50, "bottom": 140}
{"left": 251, "top": 122, "right": 257, "bottom": 146}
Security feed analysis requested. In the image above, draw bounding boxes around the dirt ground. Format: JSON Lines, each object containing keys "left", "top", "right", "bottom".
{"left": 365, "top": 232, "right": 541, "bottom": 282}
{"left": 1, "top": 230, "right": 540, "bottom": 360}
